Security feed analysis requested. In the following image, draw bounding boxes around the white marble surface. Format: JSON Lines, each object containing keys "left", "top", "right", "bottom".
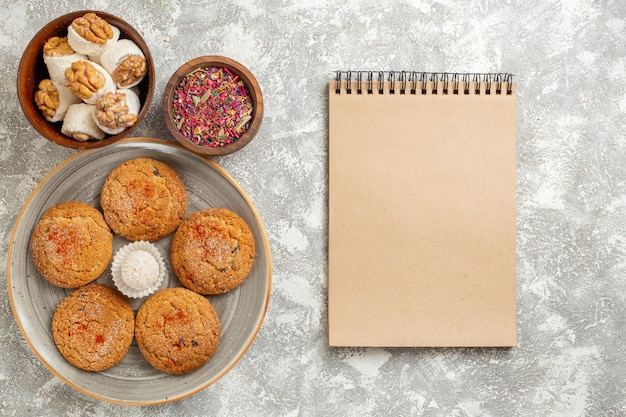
{"left": 1, "top": 0, "right": 625, "bottom": 416}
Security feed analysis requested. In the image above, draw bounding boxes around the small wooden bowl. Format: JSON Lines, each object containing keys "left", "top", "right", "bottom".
{"left": 17, "top": 10, "right": 155, "bottom": 149}
{"left": 162, "top": 56, "right": 263, "bottom": 156}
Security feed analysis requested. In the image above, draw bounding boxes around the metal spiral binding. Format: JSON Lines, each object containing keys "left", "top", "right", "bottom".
{"left": 335, "top": 71, "right": 514, "bottom": 95}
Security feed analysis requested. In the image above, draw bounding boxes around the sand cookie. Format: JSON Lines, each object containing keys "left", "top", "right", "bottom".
{"left": 171, "top": 208, "right": 256, "bottom": 295}
{"left": 100, "top": 158, "right": 188, "bottom": 242}
{"left": 52, "top": 284, "right": 134, "bottom": 372}
{"left": 30, "top": 200, "right": 113, "bottom": 288}
{"left": 135, "top": 287, "right": 220, "bottom": 374}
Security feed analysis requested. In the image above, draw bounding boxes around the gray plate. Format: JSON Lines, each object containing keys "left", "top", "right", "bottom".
{"left": 7, "top": 138, "right": 272, "bottom": 405}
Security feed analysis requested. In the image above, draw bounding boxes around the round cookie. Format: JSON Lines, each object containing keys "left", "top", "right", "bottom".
{"left": 100, "top": 157, "right": 188, "bottom": 242}
{"left": 30, "top": 200, "right": 113, "bottom": 288}
{"left": 52, "top": 284, "right": 134, "bottom": 372}
{"left": 135, "top": 287, "right": 220, "bottom": 374}
{"left": 170, "top": 208, "right": 256, "bottom": 295}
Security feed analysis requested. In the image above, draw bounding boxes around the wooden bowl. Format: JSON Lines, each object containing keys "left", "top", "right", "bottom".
{"left": 17, "top": 10, "right": 155, "bottom": 149}
{"left": 162, "top": 56, "right": 263, "bottom": 156}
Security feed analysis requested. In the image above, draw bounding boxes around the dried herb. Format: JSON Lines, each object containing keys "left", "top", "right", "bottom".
{"left": 171, "top": 66, "right": 253, "bottom": 148}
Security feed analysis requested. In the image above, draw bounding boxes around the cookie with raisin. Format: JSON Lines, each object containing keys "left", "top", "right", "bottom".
{"left": 170, "top": 208, "right": 255, "bottom": 295}
{"left": 135, "top": 287, "right": 220, "bottom": 374}
{"left": 100, "top": 157, "right": 187, "bottom": 242}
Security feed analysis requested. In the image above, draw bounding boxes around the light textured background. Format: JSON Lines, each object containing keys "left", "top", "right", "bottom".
{"left": 1, "top": 0, "right": 625, "bottom": 416}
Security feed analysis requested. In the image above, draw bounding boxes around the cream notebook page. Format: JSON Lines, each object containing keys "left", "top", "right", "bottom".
{"left": 328, "top": 72, "right": 517, "bottom": 347}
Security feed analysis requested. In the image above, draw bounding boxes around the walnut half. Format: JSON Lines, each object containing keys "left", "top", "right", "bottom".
{"left": 71, "top": 12, "right": 114, "bottom": 45}
{"left": 94, "top": 91, "right": 138, "bottom": 133}
{"left": 34, "top": 79, "right": 60, "bottom": 118}
{"left": 112, "top": 55, "right": 147, "bottom": 88}
{"left": 65, "top": 60, "right": 106, "bottom": 100}
{"left": 43, "top": 37, "right": 75, "bottom": 57}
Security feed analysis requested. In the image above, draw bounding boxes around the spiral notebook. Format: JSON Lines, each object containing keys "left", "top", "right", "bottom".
{"left": 328, "top": 71, "right": 517, "bottom": 347}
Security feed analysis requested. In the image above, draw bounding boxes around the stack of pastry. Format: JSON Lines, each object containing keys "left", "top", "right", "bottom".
{"left": 34, "top": 12, "right": 147, "bottom": 141}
